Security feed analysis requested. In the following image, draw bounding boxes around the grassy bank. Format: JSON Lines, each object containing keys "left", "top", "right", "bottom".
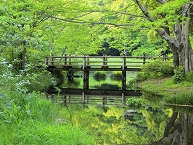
{"left": 134, "top": 60, "right": 193, "bottom": 107}
{"left": 141, "top": 77, "right": 193, "bottom": 107}
{"left": 0, "top": 91, "right": 95, "bottom": 145}
{"left": 0, "top": 60, "right": 95, "bottom": 145}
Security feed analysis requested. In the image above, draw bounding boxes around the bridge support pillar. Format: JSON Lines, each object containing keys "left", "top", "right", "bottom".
{"left": 122, "top": 93, "right": 125, "bottom": 104}
{"left": 103, "top": 97, "right": 107, "bottom": 106}
{"left": 122, "top": 70, "right": 126, "bottom": 91}
{"left": 63, "top": 95, "right": 67, "bottom": 106}
{"left": 82, "top": 92, "right": 85, "bottom": 104}
{"left": 83, "top": 70, "right": 89, "bottom": 90}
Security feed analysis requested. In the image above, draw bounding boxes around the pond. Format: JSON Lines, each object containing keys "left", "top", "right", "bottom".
{"left": 57, "top": 103, "right": 193, "bottom": 145}
{"left": 52, "top": 71, "right": 193, "bottom": 144}
{"left": 60, "top": 71, "right": 138, "bottom": 90}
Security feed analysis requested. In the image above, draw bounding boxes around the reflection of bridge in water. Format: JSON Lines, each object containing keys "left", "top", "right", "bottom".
{"left": 45, "top": 55, "right": 167, "bottom": 105}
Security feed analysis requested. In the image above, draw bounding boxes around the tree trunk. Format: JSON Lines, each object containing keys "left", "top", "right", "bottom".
{"left": 134, "top": 0, "right": 193, "bottom": 72}
{"left": 178, "top": 113, "right": 189, "bottom": 145}
{"left": 180, "top": 3, "right": 193, "bottom": 74}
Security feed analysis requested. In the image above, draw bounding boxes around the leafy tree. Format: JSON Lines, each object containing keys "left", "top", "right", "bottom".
{"left": 132, "top": 0, "right": 193, "bottom": 73}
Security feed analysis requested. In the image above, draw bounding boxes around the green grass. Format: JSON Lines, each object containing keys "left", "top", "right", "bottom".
{"left": 141, "top": 77, "right": 193, "bottom": 106}
{"left": 0, "top": 91, "right": 95, "bottom": 145}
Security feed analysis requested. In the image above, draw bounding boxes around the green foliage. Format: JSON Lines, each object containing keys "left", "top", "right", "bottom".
{"left": 127, "top": 79, "right": 138, "bottom": 90}
{"left": 94, "top": 83, "right": 120, "bottom": 90}
{"left": 24, "top": 64, "right": 57, "bottom": 92}
{"left": 136, "top": 60, "right": 174, "bottom": 82}
{"left": 0, "top": 58, "right": 56, "bottom": 92}
{"left": 93, "top": 71, "right": 107, "bottom": 81}
{"left": 185, "top": 70, "right": 193, "bottom": 83}
{"left": 0, "top": 57, "right": 94, "bottom": 144}
{"left": 59, "top": 104, "right": 171, "bottom": 144}
{"left": 110, "top": 71, "right": 122, "bottom": 81}
{"left": 126, "top": 98, "right": 143, "bottom": 109}
{"left": 0, "top": 91, "right": 57, "bottom": 124}
{"left": 7, "top": 122, "right": 94, "bottom": 145}
{"left": 165, "top": 93, "right": 193, "bottom": 106}
{"left": 0, "top": 91, "right": 94, "bottom": 145}
{"left": 173, "top": 66, "right": 185, "bottom": 83}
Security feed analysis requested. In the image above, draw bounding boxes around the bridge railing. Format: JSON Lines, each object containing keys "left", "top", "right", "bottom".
{"left": 44, "top": 55, "right": 172, "bottom": 69}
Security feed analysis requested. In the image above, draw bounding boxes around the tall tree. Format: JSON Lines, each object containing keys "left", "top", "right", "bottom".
{"left": 133, "top": 0, "right": 193, "bottom": 73}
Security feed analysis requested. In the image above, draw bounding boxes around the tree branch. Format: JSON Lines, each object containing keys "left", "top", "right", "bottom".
{"left": 151, "top": 130, "right": 179, "bottom": 145}
{"left": 133, "top": 0, "right": 154, "bottom": 22}
{"left": 156, "top": 0, "right": 166, "bottom": 4}
{"left": 45, "top": 14, "right": 135, "bottom": 27}
{"left": 133, "top": 0, "right": 181, "bottom": 48}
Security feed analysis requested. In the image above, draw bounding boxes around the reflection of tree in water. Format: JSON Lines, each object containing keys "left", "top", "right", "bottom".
{"left": 93, "top": 83, "right": 120, "bottom": 90}
{"left": 152, "top": 111, "right": 193, "bottom": 145}
{"left": 124, "top": 110, "right": 148, "bottom": 136}
{"left": 63, "top": 105, "right": 171, "bottom": 144}
{"left": 62, "top": 71, "right": 82, "bottom": 88}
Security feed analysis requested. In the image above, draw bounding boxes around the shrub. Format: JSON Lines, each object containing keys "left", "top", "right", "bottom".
{"left": 173, "top": 66, "right": 185, "bottom": 83}
{"left": 93, "top": 71, "right": 107, "bottom": 81}
{"left": 0, "top": 60, "right": 56, "bottom": 92}
{"left": 126, "top": 98, "right": 143, "bottom": 109}
{"left": 185, "top": 70, "right": 193, "bottom": 83}
{"left": 94, "top": 83, "right": 120, "bottom": 90}
{"left": 110, "top": 71, "right": 122, "bottom": 81}
{"left": 136, "top": 60, "right": 174, "bottom": 82}
{"left": 0, "top": 91, "right": 57, "bottom": 124}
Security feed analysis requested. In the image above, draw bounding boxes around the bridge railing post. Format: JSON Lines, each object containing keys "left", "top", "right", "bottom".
{"left": 103, "top": 54, "right": 108, "bottom": 67}
{"left": 64, "top": 54, "right": 67, "bottom": 65}
{"left": 143, "top": 53, "right": 146, "bottom": 64}
{"left": 86, "top": 56, "right": 89, "bottom": 66}
{"left": 45, "top": 57, "right": 49, "bottom": 65}
{"left": 103, "top": 54, "right": 105, "bottom": 66}
{"left": 83, "top": 55, "right": 86, "bottom": 69}
{"left": 69, "top": 55, "right": 71, "bottom": 65}
{"left": 50, "top": 56, "right": 54, "bottom": 65}
{"left": 122, "top": 55, "right": 126, "bottom": 70}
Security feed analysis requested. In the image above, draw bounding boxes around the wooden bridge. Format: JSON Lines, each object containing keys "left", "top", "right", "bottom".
{"left": 44, "top": 55, "right": 168, "bottom": 105}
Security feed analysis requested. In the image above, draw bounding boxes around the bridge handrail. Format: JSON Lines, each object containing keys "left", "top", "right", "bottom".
{"left": 44, "top": 55, "right": 173, "bottom": 68}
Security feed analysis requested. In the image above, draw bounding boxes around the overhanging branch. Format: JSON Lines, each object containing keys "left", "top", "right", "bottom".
{"left": 133, "top": 0, "right": 181, "bottom": 48}
{"left": 45, "top": 14, "right": 135, "bottom": 27}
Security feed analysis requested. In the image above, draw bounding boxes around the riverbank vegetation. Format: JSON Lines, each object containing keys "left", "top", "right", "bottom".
{"left": 134, "top": 60, "right": 193, "bottom": 107}
{"left": 1, "top": 0, "right": 193, "bottom": 144}
{"left": 0, "top": 61, "right": 95, "bottom": 144}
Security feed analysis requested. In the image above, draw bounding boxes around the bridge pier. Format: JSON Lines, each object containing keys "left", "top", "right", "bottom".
{"left": 83, "top": 70, "right": 89, "bottom": 90}
{"left": 103, "top": 97, "right": 107, "bottom": 105}
{"left": 122, "top": 70, "right": 126, "bottom": 91}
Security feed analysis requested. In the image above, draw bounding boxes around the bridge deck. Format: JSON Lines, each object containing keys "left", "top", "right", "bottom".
{"left": 47, "top": 88, "right": 142, "bottom": 97}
